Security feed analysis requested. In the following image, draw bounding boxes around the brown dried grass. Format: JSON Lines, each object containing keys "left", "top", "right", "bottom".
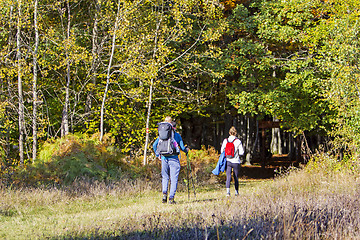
{"left": 1, "top": 152, "right": 360, "bottom": 239}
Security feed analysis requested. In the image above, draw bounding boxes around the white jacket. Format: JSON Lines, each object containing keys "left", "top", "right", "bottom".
{"left": 220, "top": 135, "right": 244, "bottom": 164}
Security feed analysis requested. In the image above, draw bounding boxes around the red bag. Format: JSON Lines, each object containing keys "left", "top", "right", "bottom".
{"left": 225, "top": 138, "right": 237, "bottom": 158}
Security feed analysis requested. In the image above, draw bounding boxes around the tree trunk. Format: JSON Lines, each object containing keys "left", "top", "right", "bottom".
{"left": 5, "top": 5, "right": 14, "bottom": 162}
{"left": 32, "top": 0, "right": 39, "bottom": 162}
{"left": 61, "top": 0, "right": 71, "bottom": 137}
{"left": 244, "top": 116, "right": 252, "bottom": 165}
{"left": 86, "top": 0, "right": 100, "bottom": 115}
{"left": 270, "top": 117, "right": 282, "bottom": 155}
{"left": 143, "top": 11, "right": 162, "bottom": 165}
{"left": 100, "top": 0, "right": 121, "bottom": 142}
{"left": 17, "top": 0, "right": 25, "bottom": 165}
{"left": 270, "top": 127, "right": 282, "bottom": 155}
{"left": 143, "top": 78, "right": 154, "bottom": 165}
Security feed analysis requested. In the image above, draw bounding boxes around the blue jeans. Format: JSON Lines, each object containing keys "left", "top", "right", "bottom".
{"left": 161, "top": 157, "right": 181, "bottom": 199}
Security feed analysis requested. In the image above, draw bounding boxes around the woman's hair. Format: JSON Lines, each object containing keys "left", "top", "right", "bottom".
{"left": 229, "top": 126, "right": 237, "bottom": 136}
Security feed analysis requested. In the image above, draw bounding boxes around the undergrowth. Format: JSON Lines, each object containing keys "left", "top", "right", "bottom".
{"left": 0, "top": 133, "right": 220, "bottom": 188}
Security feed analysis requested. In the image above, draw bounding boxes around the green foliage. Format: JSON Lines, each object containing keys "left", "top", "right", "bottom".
{"left": 4, "top": 133, "right": 168, "bottom": 186}
{"left": 306, "top": 152, "right": 360, "bottom": 176}
{"left": 11, "top": 133, "right": 127, "bottom": 185}
{"left": 3, "top": 140, "right": 220, "bottom": 187}
{"left": 1, "top": 0, "right": 360, "bottom": 167}
{"left": 310, "top": 1, "right": 360, "bottom": 154}
{"left": 223, "top": 0, "right": 339, "bottom": 135}
{"left": 0, "top": 103, "right": 6, "bottom": 161}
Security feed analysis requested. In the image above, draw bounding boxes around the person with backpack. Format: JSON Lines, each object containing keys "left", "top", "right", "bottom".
{"left": 221, "top": 126, "right": 244, "bottom": 197}
{"left": 153, "top": 116, "right": 189, "bottom": 204}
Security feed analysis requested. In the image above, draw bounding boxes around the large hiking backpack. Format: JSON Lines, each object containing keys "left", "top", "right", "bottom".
{"left": 225, "top": 138, "right": 237, "bottom": 158}
{"left": 156, "top": 122, "right": 180, "bottom": 156}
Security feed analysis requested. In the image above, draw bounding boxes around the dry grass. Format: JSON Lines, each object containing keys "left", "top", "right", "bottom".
{"left": 1, "top": 154, "right": 360, "bottom": 239}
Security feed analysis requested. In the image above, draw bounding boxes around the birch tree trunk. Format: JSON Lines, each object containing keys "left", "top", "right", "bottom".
{"left": 32, "top": 0, "right": 39, "bottom": 161}
{"left": 17, "top": 0, "right": 25, "bottom": 164}
{"left": 91, "top": 0, "right": 99, "bottom": 84}
{"left": 86, "top": 0, "right": 100, "bottom": 114}
{"left": 100, "top": 0, "right": 121, "bottom": 142}
{"left": 143, "top": 78, "right": 154, "bottom": 165}
{"left": 143, "top": 10, "right": 162, "bottom": 165}
{"left": 61, "top": 0, "right": 71, "bottom": 137}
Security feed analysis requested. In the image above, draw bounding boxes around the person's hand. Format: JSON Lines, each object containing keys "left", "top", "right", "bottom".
{"left": 185, "top": 145, "right": 190, "bottom": 153}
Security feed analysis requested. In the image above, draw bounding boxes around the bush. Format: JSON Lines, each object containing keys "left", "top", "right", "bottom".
{"left": 306, "top": 151, "right": 360, "bottom": 176}
{"left": 3, "top": 135, "right": 220, "bottom": 188}
{"left": 9, "top": 133, "right": 132, "bottom": 186}
{"left": 184, "top": 146, "right": 219, "bottom": 185}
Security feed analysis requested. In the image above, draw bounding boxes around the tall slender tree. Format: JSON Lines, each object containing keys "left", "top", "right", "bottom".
{"left": 61, "top": 0, "right": 71, "bottom": 137}
{"left": 85, "top": 0, "right": 100, "bottom": 116}
{"left": 16, "top": 0, "right": 25, "bottom": 164}
{"left": 32, "top": 0, "right": 39, "bottom": 161}
{"left": 99, "top": 0, "right": 122, "bottom": 142}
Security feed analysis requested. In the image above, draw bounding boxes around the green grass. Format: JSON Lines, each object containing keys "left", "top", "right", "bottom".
{"left": 1, "top": 157, "right": 360, "bottom": 239}
{"left": 0, "top": 180, "right": 262, "bottom": 239}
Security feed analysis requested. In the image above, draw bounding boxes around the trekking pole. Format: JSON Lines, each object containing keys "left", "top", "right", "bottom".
{"left": 180, "top": 153, "right": 190, "bottom": 200}
{"left": 186, "top": 152, "right": 196, "bottom": 199}
{"left": 185, "top": 154, "right": 191, "bottom": 200}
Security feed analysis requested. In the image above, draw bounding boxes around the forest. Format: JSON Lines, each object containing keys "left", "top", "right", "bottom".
{"left": 0, "top": 0, "right": 360, "bottom": 184}
{"left": 1, "top": 0, "right": 360, "bottom": 239}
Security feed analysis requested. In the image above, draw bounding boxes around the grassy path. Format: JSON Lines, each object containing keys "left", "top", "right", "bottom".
{"left": 0, "top": 180, "right": 266, "bottom": 239}
{"left": 2, "top": 168, "right": 360, "bottom": 240}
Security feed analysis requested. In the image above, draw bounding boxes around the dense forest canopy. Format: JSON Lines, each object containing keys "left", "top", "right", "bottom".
{"left": 0, "top": 0, "right": 359, "bottom": 171}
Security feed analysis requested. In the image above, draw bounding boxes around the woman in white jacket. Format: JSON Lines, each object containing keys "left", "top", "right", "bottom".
{"left": 221, "top": 126, "right": 244, "bottom": 196}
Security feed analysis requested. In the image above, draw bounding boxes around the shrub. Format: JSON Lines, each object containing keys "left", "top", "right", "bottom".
{"left": 9, "top": 133, "right": 130, "bottom": 186}
{"left": 306, "top": 151, "right": 360, "bottom": 176}
{"left": 177, "top": 145, "right": 220, "bottom": 187}
{"left": 4, "top": 136, "right": 220, "bottom": 188}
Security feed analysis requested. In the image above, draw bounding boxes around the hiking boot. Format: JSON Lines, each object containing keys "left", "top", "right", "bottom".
{"left": 168, "top": 198, "right": 176, "bottom": 204}
{"left": 226, "top": 193, "right": 230, "bottom": 197}
{"left": 162, "top": 194, "right": 167, "bottom": 203}
{"left": 235, "top": 191, "right": 239, "bottom": 196}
